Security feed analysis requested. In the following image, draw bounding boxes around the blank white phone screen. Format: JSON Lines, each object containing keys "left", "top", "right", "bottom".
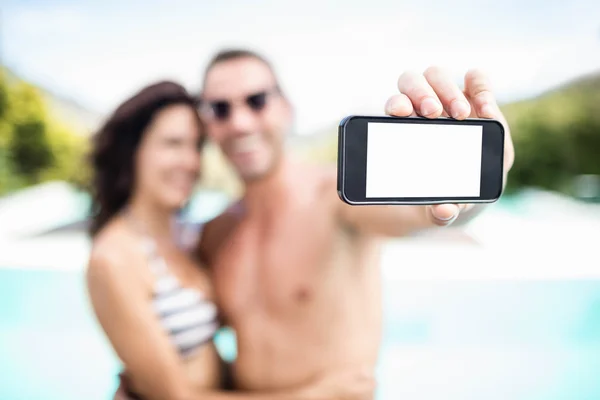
{"left": 366, "top": 122, "right": 483, "bottom": 198}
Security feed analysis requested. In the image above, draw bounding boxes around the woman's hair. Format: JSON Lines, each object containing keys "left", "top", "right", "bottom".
{"left": 88, "top": 81, "right": 205, "bottom": 237}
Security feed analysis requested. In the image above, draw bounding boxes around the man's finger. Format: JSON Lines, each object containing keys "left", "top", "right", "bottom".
{"left": 459, "top": 203, "right": 475, "bottom": 213}
{"left": 464, "top": 69, "right": 516, "bottom": 170}
{"left": 424, "top": 66, "right": 471, "bottom": 120}
{"left": 397, "top": 71, "right": 443, "bottom": 118}
{"left": 464, "top": 69, "right": 497, "bottom": 119}
{"left": 428, "top": 204, "right": 460, "bottom": 226}
{"left": 384, "top": 94, "right": 414, "bottom": 117}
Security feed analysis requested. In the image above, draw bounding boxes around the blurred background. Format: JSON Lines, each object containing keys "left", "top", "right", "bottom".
{"left": 1, "top": 0, "right": 599, "bottom": 399}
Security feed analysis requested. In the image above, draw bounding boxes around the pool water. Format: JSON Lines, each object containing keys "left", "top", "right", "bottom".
{"left": 1, "top": 268, "right": 599, "bottom": 400}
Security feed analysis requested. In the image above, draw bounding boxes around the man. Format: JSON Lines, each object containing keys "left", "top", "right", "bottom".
{"left": 196, "top": 49, "right": 514, "bottom": 397}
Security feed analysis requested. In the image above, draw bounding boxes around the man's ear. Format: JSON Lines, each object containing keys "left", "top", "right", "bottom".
{"left": 282, "top": 95, "right": 295, "bottom": 125}
{"left": 283, "top": 100, "right": 296, "bottom": 136}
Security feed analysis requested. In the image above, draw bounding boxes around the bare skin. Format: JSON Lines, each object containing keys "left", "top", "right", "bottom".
{"left": 88, "top": 216, "right": 223, "bottom": 399}
{"left": 200, "top": 162, "right": 384, "bottom": 392}
{"left": 198, "top": 56, "right": 514, "bottom": 397}
{"left": 87, "top": 91, "right": 374, "bottom": 400}
{"left": 86, "top": 103, "right": 223, "bottom": 400}
{"left": 91, "top": 215, "right": 371, "bottom": 400}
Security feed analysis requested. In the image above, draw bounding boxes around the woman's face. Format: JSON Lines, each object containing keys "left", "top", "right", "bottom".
{"left": 133, "top": 104, "right": 203, "bottom": 210}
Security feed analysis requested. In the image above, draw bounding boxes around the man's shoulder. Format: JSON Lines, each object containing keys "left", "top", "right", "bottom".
{"left": 309, "top": 163, "right": 360, "bottom": 235}
{"left": 297, "top": 162, "right": 344, "bottom": 221}
{"left": 315, "top": 163, "right": 339, "bottom": 203}
{"left": 306, "top": 162, "right": 336, "bottom": 193}
{"left": 205, "top": 204, "right": 243, "bottom": 233}
{"left": 197, "top": 201, "right": 243, "bottom": 263}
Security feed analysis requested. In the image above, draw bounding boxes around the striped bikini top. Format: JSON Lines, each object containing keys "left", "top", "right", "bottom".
{"left": 129, "top": 214, "right": 220, "bottom": 358}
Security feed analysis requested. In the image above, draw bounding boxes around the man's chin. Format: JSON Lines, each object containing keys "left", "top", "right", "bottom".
{"left": 237, "top": 165, "right": 272, "bottom": 183}
{"left": 239, "top": 171, "right": 268, "bottom": 182}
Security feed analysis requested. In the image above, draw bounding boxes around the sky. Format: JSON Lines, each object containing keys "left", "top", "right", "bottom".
{"left": 1, "top": 0, "right": 599, "bottom": 135}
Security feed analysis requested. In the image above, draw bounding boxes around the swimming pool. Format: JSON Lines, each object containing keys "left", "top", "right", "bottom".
{"left": 1, "top": 267, "right": 599, "bottom": 400}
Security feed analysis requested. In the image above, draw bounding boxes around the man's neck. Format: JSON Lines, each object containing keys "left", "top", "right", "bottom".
{"left": 125, "top": 195, "right": 176, "bottom": 242}
{"left": 243, "top": 157, "right": 296, "bottom": 214}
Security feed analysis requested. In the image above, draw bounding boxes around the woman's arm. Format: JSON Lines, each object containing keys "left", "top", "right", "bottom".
{"left": 86, "top": 245, "right": 208, "bottom": 400}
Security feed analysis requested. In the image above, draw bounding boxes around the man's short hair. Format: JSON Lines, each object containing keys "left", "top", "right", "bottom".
{"left": 201, "top": 48, "right": 280, "bottom": 88}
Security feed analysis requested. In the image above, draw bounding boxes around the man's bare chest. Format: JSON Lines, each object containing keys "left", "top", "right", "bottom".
{"left": 212, "top": 212, "right": 338, "bottom": 319}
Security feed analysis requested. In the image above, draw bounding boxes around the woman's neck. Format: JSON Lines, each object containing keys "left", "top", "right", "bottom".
{"left": 124, "top": 196, "right": 176, "bottom": 243}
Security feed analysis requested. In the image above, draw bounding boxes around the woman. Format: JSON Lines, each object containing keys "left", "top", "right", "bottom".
{"left": 85, "top": 81, "right": 374, "bottom": 400}
{"left": 86, "top": 81, "right": 226, "bottom": 399}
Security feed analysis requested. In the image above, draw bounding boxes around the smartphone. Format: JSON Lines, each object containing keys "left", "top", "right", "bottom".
{"left": 337, "top": 115, "right": 505, "bottom": 205}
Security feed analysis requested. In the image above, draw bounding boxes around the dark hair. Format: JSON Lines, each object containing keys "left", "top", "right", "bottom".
{"left": 88, "top": 81, "right": 205, "bottom": 237}
{"left": 202, "top": 48, "right": 280, "bottom": 88}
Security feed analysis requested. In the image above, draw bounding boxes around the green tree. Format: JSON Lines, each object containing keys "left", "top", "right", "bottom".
{"left": 41, "top": 117, "right": 91, "bottom": 189}
{"left": 0, "top": 67, "right": 89, "bottom": 195}
{"left": 0, "top": 76, "right": 8, "bottom": 122}
{"left": 504, "top": 73, "right": 600, "bottom": 197}
{"left": 0, "top": 71, "right": 17, "bottom": 193}
{"left": 505, "top": 115, "right": 571, "bottom": 194}
{"left": 0, "top": 70, "right": 11, "bottom": 150}
{"left": 6, "top": 82, "right": 54, "bottom": 183}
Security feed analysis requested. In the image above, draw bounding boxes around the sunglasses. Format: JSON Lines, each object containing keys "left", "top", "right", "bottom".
{"left": 199, "top": 88, "right": 279, "bottom": 121}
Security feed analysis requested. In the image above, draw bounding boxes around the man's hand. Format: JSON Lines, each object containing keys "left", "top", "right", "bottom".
{"left": 112, "top": 381, "right": 129, "bottom": 400}
{"left": 383, "top": 67, "right": 515, "bottom": 226}
{"left": 298, "top": 369, "right": 376, "bottom": 400}
{"left": 113, "top": 369, "right": 375, "bottom": 400}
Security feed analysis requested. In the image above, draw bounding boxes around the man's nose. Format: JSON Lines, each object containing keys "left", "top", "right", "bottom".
{"left": 227, "top": 104, "right": 258, "bottom": 133}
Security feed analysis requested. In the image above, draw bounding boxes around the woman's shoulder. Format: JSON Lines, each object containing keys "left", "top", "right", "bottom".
{"left": 86, "top": 218, "right": 151, "bottom": 289}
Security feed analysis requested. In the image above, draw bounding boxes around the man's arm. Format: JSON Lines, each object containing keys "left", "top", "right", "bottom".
{"left": 338, "top": 166, "right": 509, "bottom": 237}
{"left": 339, "top": 66, "right": 514, "bottom": 238}
{"left": 338, "top": 200, "right": 490, "bottom": 238}
{"left": 195, "top": 208, "right": 240, "bottom": 267}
